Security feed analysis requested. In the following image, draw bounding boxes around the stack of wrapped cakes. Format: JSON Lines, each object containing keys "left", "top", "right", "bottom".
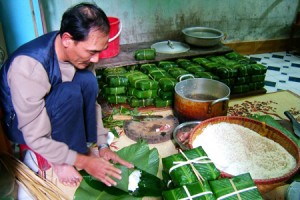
{"left": 161, "top": 147, "right": 263, "bottom": 200}
{"left": 97, "top": 51, "right": 267, "bottom": 108}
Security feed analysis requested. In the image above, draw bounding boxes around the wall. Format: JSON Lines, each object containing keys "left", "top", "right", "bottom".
{"left": 41, "top": 0, "right": 299, "bottom": 45}
{"left": 0, "top": 0, "right": 44, "bottom": 55}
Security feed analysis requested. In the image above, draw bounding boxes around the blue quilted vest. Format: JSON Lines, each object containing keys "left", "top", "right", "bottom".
{"left": 0, "top": 31, "right": 62, "bottom": 125}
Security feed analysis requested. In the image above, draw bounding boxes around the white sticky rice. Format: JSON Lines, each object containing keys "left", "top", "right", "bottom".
{"left": 192, "top": 122, "right": 296, "bottom": 179}
{"left": 128, "top": 170, "right": 141, "bottom": 192}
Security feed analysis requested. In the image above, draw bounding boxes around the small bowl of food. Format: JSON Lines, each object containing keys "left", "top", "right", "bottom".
{"left": 173, "top": 121, "right": 201, "bottom": 150}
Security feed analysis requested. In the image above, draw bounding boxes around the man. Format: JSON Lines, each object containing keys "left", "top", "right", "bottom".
{"left": 0, "top": 3, "right": 133, "bottom": 187}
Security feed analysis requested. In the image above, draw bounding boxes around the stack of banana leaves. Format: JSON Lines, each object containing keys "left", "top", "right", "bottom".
{"left": 74, "top": 140, "right": 164, "bottom": 199}
{"left": 97, "top": 51, "right": 267, "bottom": 108}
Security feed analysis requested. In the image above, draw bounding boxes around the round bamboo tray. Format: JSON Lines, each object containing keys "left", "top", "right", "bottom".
{"left": 188, "top": 116, "right": 300, "bottom": 194}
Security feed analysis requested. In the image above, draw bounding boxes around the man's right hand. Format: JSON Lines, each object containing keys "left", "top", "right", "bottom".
{"left": 75, "top": 154, "right": 122, "bottom": 186}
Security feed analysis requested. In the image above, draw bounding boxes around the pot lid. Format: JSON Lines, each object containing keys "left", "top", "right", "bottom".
{"left": 151, "top": 40, "right": 190, "bottom": 54}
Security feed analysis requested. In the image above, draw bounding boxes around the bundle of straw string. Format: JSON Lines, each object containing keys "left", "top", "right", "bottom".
{"left": 0, "top": 153, "right": 69, "bottom": 200}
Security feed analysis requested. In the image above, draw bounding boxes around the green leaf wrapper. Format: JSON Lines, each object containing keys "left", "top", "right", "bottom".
{"left": 134, "top": 48, "right": 156, "bottom": 60}
{"left": 75, "top": 140, "right": 162, "bottom": 199}
{"left": 209, "top": 173, "right": 263, "bottom": 200}
{"left": 162, "top": 147, "right": 220, "bottom": 187}
{"left": 163, "top": 181, "right": 216, "bottom": 200}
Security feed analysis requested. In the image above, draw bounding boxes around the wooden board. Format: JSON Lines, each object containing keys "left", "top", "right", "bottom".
{"left": 123, "top": 115, "right": 179, "bottom": 144}
{"left": 95, "top": 42, "right": 233, "bottom": 69}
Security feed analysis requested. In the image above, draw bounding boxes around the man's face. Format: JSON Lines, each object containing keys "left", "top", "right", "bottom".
{"left": 64, "top": 29, "right": 109, "bottom": 69}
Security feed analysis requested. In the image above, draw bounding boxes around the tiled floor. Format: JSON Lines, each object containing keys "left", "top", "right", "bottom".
{"left": 247, "top": 51, "right": 300, "bottom": 96}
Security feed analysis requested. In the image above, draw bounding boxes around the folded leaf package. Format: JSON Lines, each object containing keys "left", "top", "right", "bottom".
{"left": 128, "top": 97, "right": 154, "bottom": 107}
{"left": 134, "top": 48, "right": 156, "bottom": 60}
{"left": 75, "top": 140, "right": 163, "bottom": 198}
{"left": 113, "top": 165, "right": 163, "bottom": 197}
{"left": 106, "top": 95, "right": 127, "bottom": 104}
{"left": 162, "top": 181, "right": 216, "bottom": 200}
{"left": 209, "top": 173, "right": 263, "bottom": 200}
{"left": 162, "top": 147, "right": 220, "bottom": 187}
{"left": 105, "top": 75, "right": 128, "bottom": 87}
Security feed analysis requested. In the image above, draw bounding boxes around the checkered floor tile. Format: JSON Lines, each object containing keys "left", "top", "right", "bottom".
{"left": 247, "top": 51, "right": 300, "bottom": 96}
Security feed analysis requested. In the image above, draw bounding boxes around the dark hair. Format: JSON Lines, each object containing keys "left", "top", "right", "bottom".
{"left": 59, "top": 3, "right": 110, "bottom": 41}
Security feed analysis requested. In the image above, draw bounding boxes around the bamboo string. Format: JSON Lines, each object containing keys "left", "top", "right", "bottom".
{"left": 178, "top": 149, "right": 205, "bottom": 183}
{"left": 0, "top": 153, "right": 69, "bottom": 200}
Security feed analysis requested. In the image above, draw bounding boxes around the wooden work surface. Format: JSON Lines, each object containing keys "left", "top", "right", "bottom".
{"left": 94, "top": 42, "right": 233, "bottom": 69}
{"left": 45, "top": 90, "right": 300, "bottom": 200}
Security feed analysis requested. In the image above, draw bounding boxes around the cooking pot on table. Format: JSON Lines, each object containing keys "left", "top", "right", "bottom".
{"left": 174, "top": 75, "right": 230, "bottom": 123}
{"left": 182, "top": 26, "right": 225, "bottom": 47}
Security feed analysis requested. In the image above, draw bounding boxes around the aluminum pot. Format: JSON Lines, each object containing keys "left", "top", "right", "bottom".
{"left": 174, "top": 75, "right": 230, "bottom": 122}
{"left": 182, "top": 27, "right": 224, "bottom": 47}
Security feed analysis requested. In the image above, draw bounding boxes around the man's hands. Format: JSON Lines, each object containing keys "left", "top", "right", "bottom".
{"left": 75, "top": 149, "right": 133, "bottom": 187}
{"left": 99, "top": 147, "right": 134, "bottom": 168}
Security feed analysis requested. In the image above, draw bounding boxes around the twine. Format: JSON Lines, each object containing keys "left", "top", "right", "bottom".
{"left": 169, "top": 149, "right": 212, "bottom": 183}
{"left": 216, "top": 183, "right": 257, "bottom": 200}
{"left": 179, "top": 185, "right": 213, "bottom": 200}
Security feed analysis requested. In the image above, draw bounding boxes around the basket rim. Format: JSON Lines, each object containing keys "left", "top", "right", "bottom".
{"left": 188, "top": 116, "right": 300, "bottom": 184}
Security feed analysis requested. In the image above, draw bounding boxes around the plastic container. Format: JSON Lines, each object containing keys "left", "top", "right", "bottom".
{"left": 99, "top": 17, "right": 122, "bottom": 59}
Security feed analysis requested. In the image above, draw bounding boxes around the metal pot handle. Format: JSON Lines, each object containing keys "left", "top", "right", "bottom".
{"left": 178, "top": 74, "right": 194, "bottom": 82}
{"left": 211, "top": 97, "right": 229, "bottom": 105}
{"left": 207, "top": 97, "right": 229, "bottom": 114}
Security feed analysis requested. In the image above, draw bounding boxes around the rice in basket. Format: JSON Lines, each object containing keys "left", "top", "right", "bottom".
{"left": 192, "top": 122, "right": 296, "bottom": 179}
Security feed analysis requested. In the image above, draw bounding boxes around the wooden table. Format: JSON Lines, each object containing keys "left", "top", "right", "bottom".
{"left": 94, "top": 42, "right": 232, "bottom": 69}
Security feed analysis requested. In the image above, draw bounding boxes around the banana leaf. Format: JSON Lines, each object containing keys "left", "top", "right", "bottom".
{"left": 192, "top": 57, "right": 211, "bottom": 65}
{"left": 154, "top": 97, "right": 173, "bottom": 108}
{"left": 105, "top": 75, "right": 128, "bottom": 87}
{"left": 103, "top": 67, "right": 128, "bottom": 76}
{"left": 250, "top": 64, "right": 267, "bottom": 75}
{"left": 231, "top": 64, "right": 253, "bottom": 76}
{"left": 202, "top": 62, "right": 220, "bottom": 73}
{"left": 176, "top": 59, "right": 193, "bottom": 68}
{"left": 127, "top": 87, "right": 158, "bottom": 99}
{"left": 194, "top": 72, "right": 220, "bottom": 80}
{"left": 74, "top": 140, "right": 161, "bottom": 199}
{"left": 185, "top": 64, "right": 206, "bottom": 74}
{"left": 158, "top": 88, "right": 173, "bottom": 100}
{"left": 124, "top": 71, "right": 149, "bottom": 85}
{"left": 209, "top": 173, "right": 263, "bottom": 200}
{"left": 225, "top": 51, "right": 244, "bottom": 60}
{"left": 163, "top": 181, "right": 215, "bottom": 200}
{"left": 249, "top": 82, "right": 264, "bottom": 91}
{"left": 103, "top": 86, "right": 126, "bottom": 95}
{"left": 251, "top": 74, "right": 266, "bottom": 82}
{"left": 130, "top": 79, "right": 159, "bottom": 90}
{"left": 249, "top": 114, "right": 300, "bottom": 148}
{"left": 134, "top": 48, "right": 156, "bottom": 60}
{"left": 158, "top": 61, "right": 179, "bottom": 70}
{"left": 140, "top": 63, "right": 158, "bottom": 74}
{"left": 232, "top": 84, "right": 250, "bottom": 94}
{"left": 235, "top": 76, "right": 250, "bottom": 85}
{"left": 162, "top": 147, "right": 220, "bottom": 187}
{"left": 207, "top": 55, "right": 229, "bottom": 63}
{"left": 220, "top": 78, "right": 235, "bottom": 87}
{"left": 158, "top": 78, "right": 177, "bottom": 91}
{"left": 128, "top": 97, "right": 154, "bottom": 107}
{"left": 215, "top": 66, "right": 238, "bottom": 78}
{"left": 106, "top": 95, "right": 127, "bottom": 104}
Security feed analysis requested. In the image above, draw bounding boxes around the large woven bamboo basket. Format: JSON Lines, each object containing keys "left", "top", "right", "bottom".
{"left": 188, "top": 116, "right": 300, "bottom": 194}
